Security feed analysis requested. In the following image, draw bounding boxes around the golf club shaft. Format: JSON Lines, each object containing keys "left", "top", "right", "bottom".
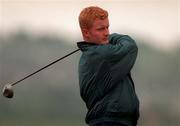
{"left": 11, "top": 49, "right": 80, "bottom": 86}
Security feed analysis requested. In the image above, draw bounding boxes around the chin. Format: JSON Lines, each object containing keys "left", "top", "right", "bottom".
{"left": 101, "top": 40, "right": 109, "bottom": 44}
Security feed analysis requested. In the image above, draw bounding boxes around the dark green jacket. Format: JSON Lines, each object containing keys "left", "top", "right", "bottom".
{"left": 77, "top": 33, "right": 139, "bottom": 126}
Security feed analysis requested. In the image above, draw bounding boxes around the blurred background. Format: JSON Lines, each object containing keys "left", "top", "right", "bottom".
{"left": 0, "top": 0, "right": 179, "bottom": 126}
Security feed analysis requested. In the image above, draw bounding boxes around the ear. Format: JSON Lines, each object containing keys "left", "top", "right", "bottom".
{"left": 81, "top": 28, "right": 90, "bottom": 39}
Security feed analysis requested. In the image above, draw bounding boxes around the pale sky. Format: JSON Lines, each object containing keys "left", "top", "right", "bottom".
{"left": 1, "top": 0, "right": 180, "bottom": 50}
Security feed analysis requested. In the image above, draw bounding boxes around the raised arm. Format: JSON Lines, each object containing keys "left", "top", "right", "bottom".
{"left": 96, "top": 33, "right": 138, "bottom": 82}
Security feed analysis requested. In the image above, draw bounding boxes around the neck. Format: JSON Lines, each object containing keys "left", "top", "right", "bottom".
{"left": 83, "top": 37, "right": 95, "bottom": 44}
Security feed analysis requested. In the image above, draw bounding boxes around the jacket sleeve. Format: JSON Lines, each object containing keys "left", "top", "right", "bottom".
{"left": 95, "top": 33, "right": 138, "bottom": 82}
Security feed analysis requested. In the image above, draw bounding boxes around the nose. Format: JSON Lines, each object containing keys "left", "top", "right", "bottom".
{"left": 104, "top": 27, "right": 109, "bottom": 36}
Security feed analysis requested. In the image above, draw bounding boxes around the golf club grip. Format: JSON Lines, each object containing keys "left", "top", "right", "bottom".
{"left": 11, "top": 49, "right": 80, "bottom": 86}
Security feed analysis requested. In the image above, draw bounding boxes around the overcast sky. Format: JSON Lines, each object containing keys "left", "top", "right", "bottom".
{"left": 1, "top": 0, "right": 180, "bottom": 50}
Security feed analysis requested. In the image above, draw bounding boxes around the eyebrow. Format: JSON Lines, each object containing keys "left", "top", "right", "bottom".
{"left": 98, "top": 24, "right": 109, "bottom": 28}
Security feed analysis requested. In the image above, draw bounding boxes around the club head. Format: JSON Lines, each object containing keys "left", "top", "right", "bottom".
{"left": 3, "top": 84, "right": 14, "bottom": 98}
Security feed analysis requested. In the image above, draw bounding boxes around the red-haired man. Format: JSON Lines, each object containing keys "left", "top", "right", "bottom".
{"left": 77, "top": 6, "right": 140, "bottom": 126}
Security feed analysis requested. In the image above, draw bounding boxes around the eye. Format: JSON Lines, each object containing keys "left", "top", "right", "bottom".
{"left": 96, "top": 25, "right": 109, "bottom": 31}
{"left": 97, "top": 28, "right": 104, "bottom": 31}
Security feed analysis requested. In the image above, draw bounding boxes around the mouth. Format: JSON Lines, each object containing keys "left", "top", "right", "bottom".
{"left": 103, "top": 38, "right": 108, "bottom": 41}
{"left": 100, "top": 38, "right": 109, "bottom": 44}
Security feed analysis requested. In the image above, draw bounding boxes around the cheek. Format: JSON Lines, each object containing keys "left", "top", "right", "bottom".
{"left": 91, "top": 31, "right": 102, "bottom": 38}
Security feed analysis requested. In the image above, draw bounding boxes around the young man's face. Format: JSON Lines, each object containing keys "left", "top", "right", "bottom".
{"left": 83, "top": 18, "right": 110, "bottom": 44}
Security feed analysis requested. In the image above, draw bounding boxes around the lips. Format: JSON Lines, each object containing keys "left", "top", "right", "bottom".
{"left": 103, "top": 38, "right": 108, "bottom": 41}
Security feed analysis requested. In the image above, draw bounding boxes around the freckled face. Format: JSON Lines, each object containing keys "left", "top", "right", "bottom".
{"left": 85, "top": 18, "right": 110, "bottom": 44}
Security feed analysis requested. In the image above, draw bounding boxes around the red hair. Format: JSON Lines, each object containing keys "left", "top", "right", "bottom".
{"left": 79, "top": 6, "right": 108, "bottom": 29}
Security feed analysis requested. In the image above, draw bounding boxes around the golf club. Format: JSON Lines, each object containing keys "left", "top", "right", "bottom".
{"left": 2, "top": 49, "right": 80, "bottom": 99}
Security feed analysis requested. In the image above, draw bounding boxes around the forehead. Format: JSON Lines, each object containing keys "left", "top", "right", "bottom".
{"left": 92, "top": 18, "right": 109, "bottom": 27}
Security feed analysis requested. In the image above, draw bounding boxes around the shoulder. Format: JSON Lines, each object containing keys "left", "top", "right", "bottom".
{"left": 109, "top": 33, "right": 135, "bottom": 44}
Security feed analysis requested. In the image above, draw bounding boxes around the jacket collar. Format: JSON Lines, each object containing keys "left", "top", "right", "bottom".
{"left": 77, "top": 41, "right": 97, "bottom": 51}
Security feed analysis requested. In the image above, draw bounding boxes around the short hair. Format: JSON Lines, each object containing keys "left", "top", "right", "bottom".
{"left": 79, "top": 6, "right": 108, "bottom": 29}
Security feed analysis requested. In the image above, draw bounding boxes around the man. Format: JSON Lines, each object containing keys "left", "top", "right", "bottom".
{"left": 77, "top": 6, "right": 140, "bottom": 126}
